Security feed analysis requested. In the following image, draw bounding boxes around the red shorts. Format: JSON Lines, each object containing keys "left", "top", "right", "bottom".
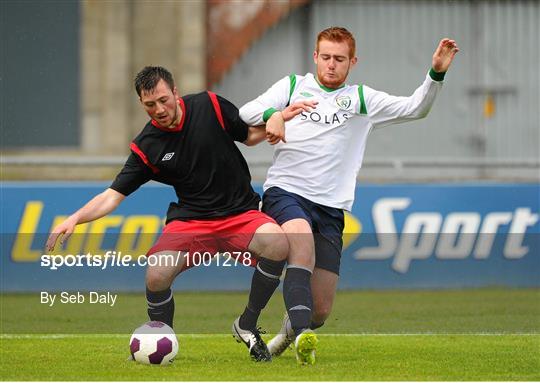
{"left": 147, "top": 210, "right": 276, "bottom": 271}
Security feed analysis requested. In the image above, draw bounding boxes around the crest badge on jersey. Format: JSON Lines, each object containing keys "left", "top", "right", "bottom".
{"left": 335, "top": 95, "right": 352, "bottom": 110}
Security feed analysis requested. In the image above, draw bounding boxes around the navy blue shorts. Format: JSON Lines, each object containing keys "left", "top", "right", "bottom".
{"left": 262, "top": 187, "right": 345, "bottom": 275}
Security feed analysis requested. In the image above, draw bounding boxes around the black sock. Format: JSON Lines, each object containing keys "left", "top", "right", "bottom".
{"left": 146, "top": 287, "right": 175, "bottom": 328}
{"left": 239, "top": 258, "right": 285, "bottom": 330}
{"left": 283, "top": 266, "right": 312, "bottom": 337}
{"left": 310, "top": 320, "right": 324, "bottom": 330}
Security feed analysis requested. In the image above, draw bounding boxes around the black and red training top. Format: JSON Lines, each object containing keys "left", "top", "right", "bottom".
{"left": 110, "top": 91, "right": 260, "bottom": 223}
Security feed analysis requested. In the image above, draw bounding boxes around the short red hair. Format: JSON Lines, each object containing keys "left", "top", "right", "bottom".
{"left": 316, "top": 27, "right": 356, "bottom": 58}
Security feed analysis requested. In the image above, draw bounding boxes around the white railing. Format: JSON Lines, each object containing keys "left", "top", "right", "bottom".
{"left": 2, "top": 156, "right": 539, "bottom": 168}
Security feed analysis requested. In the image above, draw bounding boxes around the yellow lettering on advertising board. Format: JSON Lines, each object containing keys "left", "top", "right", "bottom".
{"left": 12, "top": 201, "right": 43, "bottom": 261}
{"left": 116, "top": 216, "right": 161, "bottom": 255}
{"left": 343, "top": 211, "right": 362, "bottom": 249}
{"left": 11, "top": 201, "right": 362, "bottom": 262}
{"left": 84, "top": 216, "right": 123, "bottom": 255}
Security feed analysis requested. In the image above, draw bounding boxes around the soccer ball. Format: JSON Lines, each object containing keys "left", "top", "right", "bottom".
{"left": 129, "top": 321, "right": 178, "bottom": 365}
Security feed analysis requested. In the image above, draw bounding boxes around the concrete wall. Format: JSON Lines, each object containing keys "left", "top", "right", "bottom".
{"left": 2, "top": 0, "right": 538, "bottom": 182}
{"left": 2, "top": 0, "right": 207, "bottom": 179}
{"left": 81, "top": 0, "right": 206, "bottom": 155}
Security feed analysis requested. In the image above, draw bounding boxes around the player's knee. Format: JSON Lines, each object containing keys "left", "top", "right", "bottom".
{"left": 260, "top": 232, "right": 289, "bottom": 262}
{"left": 312, "top": 303, "right": 332, "bottom": 323}
{"left": 145, "top": 270, "right": 171, "bottom": 292}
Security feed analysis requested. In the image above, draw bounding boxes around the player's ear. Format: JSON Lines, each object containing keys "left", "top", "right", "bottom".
{"left": 172, "top": 86, "right": 179, "bottom": 98}
{"left": 313, "top": 50, "right": 318, "bottom": 64}
{"left": 350, "top": 56, "right": 358, "bottom": 66}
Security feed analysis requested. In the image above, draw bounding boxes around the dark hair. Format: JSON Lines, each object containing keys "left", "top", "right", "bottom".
{"left": 134, "top": 66, "right": 175, "bottom": 97}
{"left": 316, "top": 27, "right": 356, "bottom": 58}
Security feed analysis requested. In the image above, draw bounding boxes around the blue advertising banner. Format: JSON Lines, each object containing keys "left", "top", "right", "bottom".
{"left": 1, "top": 182, "right": 538, "bottom": 291}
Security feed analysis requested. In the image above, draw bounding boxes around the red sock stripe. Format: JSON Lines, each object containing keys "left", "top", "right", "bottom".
{"left": 207, "top": 91, "right": 226, "bottom": 131}
{"left": 130, "top": 142, "right": 160, "bottom": 174}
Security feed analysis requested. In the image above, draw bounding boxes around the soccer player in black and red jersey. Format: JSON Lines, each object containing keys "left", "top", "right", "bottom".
{"left": 46, "top": 66, "right": 310, "bottom": 362}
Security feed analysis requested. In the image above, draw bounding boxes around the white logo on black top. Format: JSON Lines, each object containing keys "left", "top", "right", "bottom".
{"left": 162, "top": 152, "right": 175, "bottom": 161}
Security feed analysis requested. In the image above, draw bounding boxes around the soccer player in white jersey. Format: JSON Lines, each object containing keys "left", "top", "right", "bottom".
{"left": 239, "top": 27, "right": 459, "bottom": 364}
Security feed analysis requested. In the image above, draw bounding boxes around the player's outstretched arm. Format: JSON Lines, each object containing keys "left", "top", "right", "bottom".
{"left": 46, "top": 188, "right": 125, "bottom": 251}
{"left": 432, "top": 38, "right": 459, "bottom": 73}
{"left": 365, "top": 39, "right": 459, "bottom": 128}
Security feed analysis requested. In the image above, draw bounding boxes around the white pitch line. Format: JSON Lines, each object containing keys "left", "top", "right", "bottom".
{"left": 1, "top": 333, "right": 538, "bottom": 339}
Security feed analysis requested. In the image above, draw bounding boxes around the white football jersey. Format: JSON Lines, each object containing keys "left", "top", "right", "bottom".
{"left": 240, "top": 71, "right": 443, "bottom": 211}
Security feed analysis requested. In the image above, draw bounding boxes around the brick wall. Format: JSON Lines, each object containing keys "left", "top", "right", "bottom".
{"left": 206, "top": 0, "right": 310, "bottom": 87}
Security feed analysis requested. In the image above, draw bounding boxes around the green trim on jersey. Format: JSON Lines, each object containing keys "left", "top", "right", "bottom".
{"left": 429, "top": 68, "right": 446, "bottom": 82}
{"left": 316, "top": 80, "right": 346, "bottom": 93}
{"left": 288, "top": 74, "right": 297, "bottom": 104}
{"left": 263, "top": 107, "right": 279, "bottom": 122}
{"left": 358, "top": 84, "right": 367, "bottom": 115}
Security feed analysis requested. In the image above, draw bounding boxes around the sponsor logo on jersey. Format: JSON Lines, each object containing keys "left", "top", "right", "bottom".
{"left": 335, "top": 95, "right": 351, "bottom": 110}
{"left": 300, "top": 91, "right": 314, "bottom": 98}
{"left": 162, "top": 152, "right": 175, "bottom": 161}
{"left": 300, "top": 111, "right": 351, "bottom": 125}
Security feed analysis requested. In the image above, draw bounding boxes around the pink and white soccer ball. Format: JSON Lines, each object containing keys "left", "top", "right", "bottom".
{"left": 129, "top": 321, "right": 178, "bottom": 365}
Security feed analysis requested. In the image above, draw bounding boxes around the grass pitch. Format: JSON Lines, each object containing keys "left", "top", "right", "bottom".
{"left": 1, "top": 288, "right": 539, "bottom": 380}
